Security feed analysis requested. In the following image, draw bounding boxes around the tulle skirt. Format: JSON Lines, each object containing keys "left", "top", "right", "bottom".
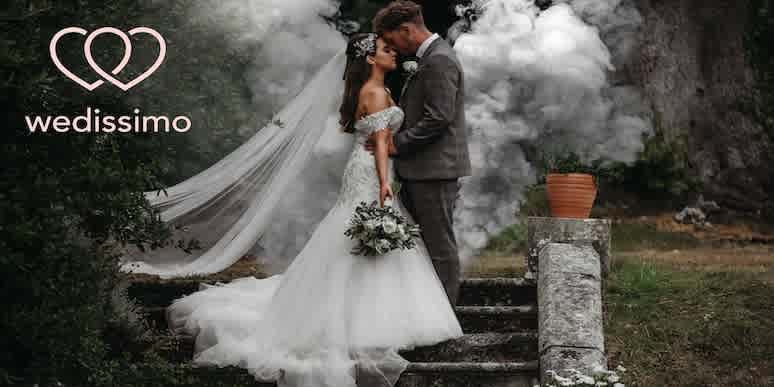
{"left": 166, "top": 196, "right": 464, "bottom": 387}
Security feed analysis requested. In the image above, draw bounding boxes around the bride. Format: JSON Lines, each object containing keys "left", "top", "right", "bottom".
{"left": 164, "top": 33, "right": 464, "bottom": 387}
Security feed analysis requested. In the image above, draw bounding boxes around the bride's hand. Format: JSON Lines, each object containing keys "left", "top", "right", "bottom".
{"left": 379, "top": 183, "right": 394, "bottom": 207}
{"left": 364, "top": 137, "right": 375, "bottom": 154}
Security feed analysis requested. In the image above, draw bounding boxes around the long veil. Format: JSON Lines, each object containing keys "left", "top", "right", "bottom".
{"left": 120, "top": 48, "right": 350, "bottom": 278}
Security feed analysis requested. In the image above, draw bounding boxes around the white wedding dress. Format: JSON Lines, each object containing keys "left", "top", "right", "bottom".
{"left": 166, "top": 105, "right": 464, "bottom": 387}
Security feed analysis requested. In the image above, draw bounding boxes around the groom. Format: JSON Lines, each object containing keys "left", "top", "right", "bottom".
{"left": 365, "top": 1, "right": 472, "bottom": 306}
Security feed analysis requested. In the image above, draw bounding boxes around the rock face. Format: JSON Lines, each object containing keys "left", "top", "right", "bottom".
{"left": 624, "top": 0, "right": 774, "bottom": 214}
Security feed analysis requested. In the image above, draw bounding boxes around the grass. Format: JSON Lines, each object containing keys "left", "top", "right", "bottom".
{"left": 479, "top": 222, "right": 530, "bottom": 256}
{"left": 464, "top": 254, "right": 526, "bottom": 278}
{"left": 605, "top": 258, "right": 774, "bottom": 386}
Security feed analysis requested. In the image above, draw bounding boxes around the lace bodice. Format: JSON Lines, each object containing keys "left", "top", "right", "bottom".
{"left": 352, "top": 105, "right": 404, "bottom": 141}
{"left": 336, "top": 106, "right": 405, "bottom": 206}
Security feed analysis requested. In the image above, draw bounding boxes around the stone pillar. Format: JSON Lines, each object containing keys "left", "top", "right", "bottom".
{"left": 524, "top": 217, "right": 611, "bottom": 281}
{"left": 525, "top": 217, "right": 610, "bottom": 383}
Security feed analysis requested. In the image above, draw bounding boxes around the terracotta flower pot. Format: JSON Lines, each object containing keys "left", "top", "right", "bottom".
{"left": 545, "top": 173, "right": 597, "bottom": 218}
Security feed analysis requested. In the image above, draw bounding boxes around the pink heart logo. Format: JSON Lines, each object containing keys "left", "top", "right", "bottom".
{"left": 49, "top": 26, "right": 166, "bottom": 91}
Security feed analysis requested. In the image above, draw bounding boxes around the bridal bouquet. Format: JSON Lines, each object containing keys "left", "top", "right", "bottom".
{"left": 345, "top": 200, "right": 421, "bottom": 256}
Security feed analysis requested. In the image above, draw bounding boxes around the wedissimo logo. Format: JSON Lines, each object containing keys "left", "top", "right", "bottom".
{"left": 25, "top": 107, "right": 191, "bottom": 134}
{"left": 25, "top": 26, "right": 191, "bottom": 133}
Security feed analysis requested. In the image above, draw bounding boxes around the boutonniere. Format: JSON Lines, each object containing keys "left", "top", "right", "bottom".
{"left": 402, "top": 60, "right": 419, "bottom": 76}
{"left": 400, "top": 59, "right": 420, "bottom": 98}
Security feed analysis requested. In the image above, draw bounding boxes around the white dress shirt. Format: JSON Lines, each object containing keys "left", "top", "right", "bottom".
{"left": 416, "top": 33, "right": 440, "bottom": 58}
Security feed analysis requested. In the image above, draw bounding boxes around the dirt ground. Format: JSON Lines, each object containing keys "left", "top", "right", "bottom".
{"left": 629, "top": 212, "right": 774, "bottom": 243}
{"left": 618, "top": 212, "right": 774, "bottom": 281}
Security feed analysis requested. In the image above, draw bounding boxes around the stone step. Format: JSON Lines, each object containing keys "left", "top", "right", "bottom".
{"left": 128, "top": 279, "right": 201, "bottom": 308}
{"left": 399, "top": 361, "right": 539, "bottom": 387}
{"left": 454, "top": 305, "right": 538, "bottom": 333}
{"left": 143, "top": 304, "right": 538, "bottom": 335}
{"left": 157, "top": 331, "right": 538, "bottom": 364}
{"left": 401, "top": 332, "right": 538, "bottom": 363}
{"left": 176, "top": 361, "right": 539, "bottom": 387}
{"left": 128, "top": 277, "right": 537, "bottom": 308}
{"left": 458, "top": 277, "right": 537, "bottom": 306}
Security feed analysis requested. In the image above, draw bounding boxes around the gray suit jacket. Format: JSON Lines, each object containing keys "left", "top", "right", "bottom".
{"left": 392, "top": 37, "right": 472, "bottom": 181}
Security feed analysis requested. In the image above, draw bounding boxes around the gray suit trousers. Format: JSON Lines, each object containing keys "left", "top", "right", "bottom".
{"left": 399, "top": 178, "right": 462, "bottom": 306}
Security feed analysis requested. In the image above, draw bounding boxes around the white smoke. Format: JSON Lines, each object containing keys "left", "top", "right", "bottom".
{"left": 153, "top": 0, "right": 351, "bottom": 272}
{"left": 157, "top": 0, "right": 652, "bottom": 273}
{"left": 179, "top": 0, "right": 346, "bottom": 119}
{"left": 452, "top": 0, "right": 652, "bottom": 263}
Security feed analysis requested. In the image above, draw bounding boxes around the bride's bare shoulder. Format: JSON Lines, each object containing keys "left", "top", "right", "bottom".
{"left": 357, "top": 83, "right": 391, "bottom": 116}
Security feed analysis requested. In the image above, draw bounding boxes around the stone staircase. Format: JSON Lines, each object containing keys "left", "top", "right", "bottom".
{"left": 129, "top": 277, "right": 540, "bottom": 387}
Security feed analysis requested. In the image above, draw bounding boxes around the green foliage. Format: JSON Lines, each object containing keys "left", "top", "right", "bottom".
{"left": 516, "top": 184, "right": 551, "bottom": 218}
{"left": 605, "top": 259, "right": 774, "bottom": 386}
{"left": 0, "top": 1, "right": 210, "bottom": 385}
{"left": 533, "top": 148, "right": 611, "bottom": 186}
{"left": 535, "top": 149, "right": 614, "bottom": 178}
{"left": 481, "top": 222, "right": 528, "bottom": 256}
{"left": 611, "top": 131, "right": 702, "bottom": 199}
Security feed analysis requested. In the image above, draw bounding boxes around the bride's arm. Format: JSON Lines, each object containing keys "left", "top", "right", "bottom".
{"left": 361, "top": 88, "right": 394, "bottom": 205}
{"left": 372, "top": 126, "right": 391, "bottom": 188}
{"left": 373, "top": 128, "right": 394, "bottom": 206}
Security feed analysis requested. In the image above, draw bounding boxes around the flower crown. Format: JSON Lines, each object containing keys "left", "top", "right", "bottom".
{"left": 353, "top": 33, "right": 377, "bottom": 58}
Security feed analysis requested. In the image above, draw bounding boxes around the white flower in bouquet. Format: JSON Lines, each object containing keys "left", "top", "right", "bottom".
{"left": 382, "top": 218, "right": 398, "bottom": 234}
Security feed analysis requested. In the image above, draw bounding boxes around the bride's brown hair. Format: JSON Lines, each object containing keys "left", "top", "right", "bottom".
{"left": 339, "top": 33, "right": 377, "bottom": 133}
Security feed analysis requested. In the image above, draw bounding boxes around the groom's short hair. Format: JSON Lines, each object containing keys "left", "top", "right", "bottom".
{"left": 372, "top": 1, "right": 425, "bottom": 34}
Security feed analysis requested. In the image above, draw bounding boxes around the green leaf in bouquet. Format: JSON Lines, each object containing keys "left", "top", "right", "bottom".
{"left": 390, "top": 180, "right": 402, "bottom": 195}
